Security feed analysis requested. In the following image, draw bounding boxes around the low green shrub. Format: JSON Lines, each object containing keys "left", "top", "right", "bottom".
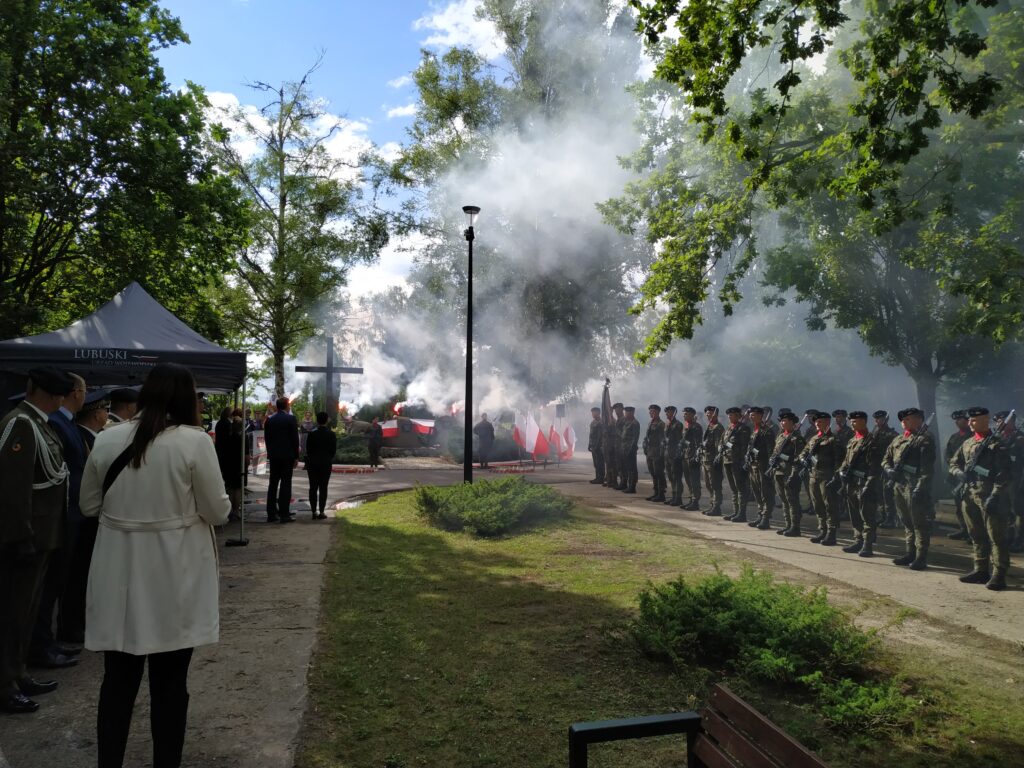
{"left": 333, "top": 433, "right": 369, "bottom": 465}
{"left": 414, "top": 476, "right": 571, "bottom": 537}
{"left": 631, "top": 567, "right": 916, "bottom": 735}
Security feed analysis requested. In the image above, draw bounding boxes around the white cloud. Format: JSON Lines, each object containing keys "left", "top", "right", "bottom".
{"left": 414, "top": 0, "right": 505, "bottom": 60}
{"left": 345, "top": 231, "right": 429, "bottom": 296}
{"left": 379, "top": 141, "right": 403, "bottom": 163}
{"left": 387, "top": 75, "right": 413, "bottom": 89}
{"left": 386, "top": 103, "right": 418, "bottom": 120}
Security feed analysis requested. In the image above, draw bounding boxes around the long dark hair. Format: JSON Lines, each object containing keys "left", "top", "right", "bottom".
{"left": 129, "top": 363, "right": 201, "bottom": 468}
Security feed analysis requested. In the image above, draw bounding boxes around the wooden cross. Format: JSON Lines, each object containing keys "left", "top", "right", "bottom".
{"left": 294, "top": 336, "right": 363, "bottom": 423}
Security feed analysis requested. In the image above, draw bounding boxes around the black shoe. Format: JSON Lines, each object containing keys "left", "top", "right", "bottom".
{"left": 986, "top": 572, "right": 1007, "bottom": 591}
{"left": 1, "top": 692, "right": 38, "bottom": 714}
{"left": 821, "top": 530, "right": 837, "bottom": 546}
{"left": 278, "top": 515, "right": 295, "bottom": 524}
{"left": 317, "top": 512, "right": 328, "bottom": 520}
{"left": 842, "top": 539, "right": 864, "bottom": 554}
{"left": 589, "top": 479, "right": 603, "bottom": 484}
{"left": 747, "top": 518, "right": 760, "bottom": 527}
{"left": 908, "top": 553, "right": 928, "bottom": 571}
{"left": 756, "top": 517, "right": 771, "bottom": 530}
{"left": 18, "top": 678, "right": 57, "bottom": 696}
{"left": 651, "top": 494, "right": 666, "bottom": 502}
{"left": 730, "top": 515, "right": 748, "bottom": 523}
{"left": 776, "top": 527, "right": 788, "bottom": 535}
{"left": 959, "top": 569, "right": 990, "bottom": 584}
{"left": 706, "top": 508, "right": 722, "bottom": 517}
{"left": 623, "top": 488, "right": 636, "bottom": 494}
{"left": 28, "top": 651, "right": 78, "bottom": 670}
{"left": 266, "top": 515, "right": 279, "bottom": 523}
{"left": 809, "top": 532, "right": 826, "bottom": 544}
{"left": 645, "top": 494, "right": 657, "bottom": 501}
{"left": 53, "top": 642, "right": 83, "bottom": 656}
{"left": 892, "top": 551, "right": 916, "bottom": 566}
{"left": 783, "top": 527, "right": 802, "bottom": 537}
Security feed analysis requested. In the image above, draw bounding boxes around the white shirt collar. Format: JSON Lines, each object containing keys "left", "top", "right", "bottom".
{"left": 24, "top": 401, "right": 50, "bottom": 421}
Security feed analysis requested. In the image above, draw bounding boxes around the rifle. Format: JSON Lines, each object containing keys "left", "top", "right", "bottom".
{"left": 765, "top": 413, "right": 807, "bottom": 478}
{"left": 884, "top": 412, "right": 934, "bottom": 486}
{"left": 952, "top": 429, "right": 1002, "bottom": 501}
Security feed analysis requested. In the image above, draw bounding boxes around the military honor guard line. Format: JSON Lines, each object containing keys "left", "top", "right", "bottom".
{"left": 587, "top": 401, "right": 1019, "bottom": 592}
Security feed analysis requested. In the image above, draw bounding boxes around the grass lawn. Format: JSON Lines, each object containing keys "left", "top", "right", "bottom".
{"left": 295, "top": 491, "right": 1024, "bottom": 768}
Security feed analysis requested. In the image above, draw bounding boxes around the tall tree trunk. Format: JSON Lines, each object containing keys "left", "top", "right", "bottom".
{"left": 912, "top": 369, "right": 944, "bottom": 495}
{"left": 273, "top": 344, "right": 286, "bottom": 399}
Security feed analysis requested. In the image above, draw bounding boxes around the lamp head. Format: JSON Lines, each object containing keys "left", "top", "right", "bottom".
{"left": 462, "top": 205, "right": 480, "bottom": 228}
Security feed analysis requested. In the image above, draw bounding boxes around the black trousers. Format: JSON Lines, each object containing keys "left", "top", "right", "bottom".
{"left": 267, "top": 457, "right": 294, "bottom": 519}
{"left": 98, "top": 647, "right": 194, "bottom": 768}
{"left": 0, "top": 549, "right": 50, "bottom": 695}
{"left": 31, "top": 519, "right": 77, "bottom": 656}
{"left": 60, "top": 517, "right": 97, "bottom": 642}
{"left": 306, "top": 466, "right": 332, "bottom": 514}
{"left": 478, "top": 441, "right": 493, "bottom": 467}
{"left": 591, "top": 446, "right": 605, "bottom": 482}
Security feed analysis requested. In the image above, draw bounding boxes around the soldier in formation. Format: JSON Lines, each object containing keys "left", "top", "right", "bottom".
{"left": 619, "top": 406, "right": 640, "bottom": 494}
{"left": 721, "top": 407, "right": 752, "bottom": 523}
{"left": 587, "top": 407, "right": 604, "bottom": 485}
{"left": 680, "top": 407, "right": 703, "bottom": 510}
{"left": 945, "top": 410, "right": 972, "bottom": 541}
{"left": 643, "top": 405, "right": 667, "bottom": 503}
{"left": 663, "top": 406, "right": 685, "bottom": 507}
{"left": 872, "top": 410, "right": 899, "bottom": 527}
{"left": 701, "top": 407, "right": 725, "bottom": 516}
{"left": 994, "top": 410, "right": 1024, "bottom": 554}
{"left": 745, "top": 407, "right": 777, "bottom": 529}
{"left": 883, "top": 408, "right": 936, "bottom": 570}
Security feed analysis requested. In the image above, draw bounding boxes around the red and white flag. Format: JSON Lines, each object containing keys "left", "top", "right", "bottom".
{"left": 525, "top": 413, "right": 550, "bottom": 457}
{"left": 548, "top": 425, "right": 561, "bottom": 456}
{"left": 381, "top": 419, "right": 399, "bottom": 438}
{"left": 410, "top": 419, "right": 434, "bottom": 435}
{"left": 513, "top": 412, "right": 528, "bottom": 448}
{"left": 561, "top": 423, "right": 576, "bottom": 460}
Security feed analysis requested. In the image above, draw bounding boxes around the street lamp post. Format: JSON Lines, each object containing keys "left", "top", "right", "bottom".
{"left": 463, "top": 205, "right": 480, "bottom": 484}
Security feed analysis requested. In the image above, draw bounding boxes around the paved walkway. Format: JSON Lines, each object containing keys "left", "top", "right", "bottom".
{"left": 1, "top": 456, "right": 1020, "bottom": 768}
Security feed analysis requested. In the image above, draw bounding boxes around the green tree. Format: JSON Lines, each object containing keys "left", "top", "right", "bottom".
{"left": 211, "top": 65, "right": 389, "bottom": 396}
{"left": 0, "top": 0, "right": 246, "bottom": 339}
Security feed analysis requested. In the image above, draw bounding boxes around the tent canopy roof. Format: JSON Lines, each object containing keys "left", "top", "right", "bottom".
{"left": 0, "top": 282, "right": 246, "bottom": 390}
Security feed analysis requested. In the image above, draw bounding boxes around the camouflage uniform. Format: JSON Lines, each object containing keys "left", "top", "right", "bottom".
{"left": 873, "top": 424, "right": 898, "bottom": 526}
{"left": 998, "top": 425, "right": 1024, "bottom": 553}
{"left": 682, "top": 418, "right": 704, "bottom": 509}
{"left": 620, "top": 415, "right": 640, "bottom": 493}
{"left": 883, "top": 425, "right": 937, "bottom": 567}
{"left": 833, "top": 419, "right": 854, "bottom": 522}
{"left": 664, "top": 414, "right": 685, "bottom": 506}
{"left": 836, "top": 431, "right": 883, "bottom": 555}
{"left": 746, "top": 421, "right": 778, "bottom": 528}
{"left": 769, "top": 427, "right": 806, "bottom": 535}
{"left": 643, "top": 414, "right": 667, "bottom": 502}
{"left": 588, "top": 415, "right": 605, "bottom": 484}
{"left": 945, "top": 426, "right": 971, "bottom": 539}
{"left": 604, "top": 412, "right": 622, "bottom": 489}
{"left": 797, "top": 429, "right": 843, "bottom": 544}
{"left": 950, "top": 430, "right": 1013, "bottom": 587}
{"left": 721, "top": 418, "right": 752, "bottom": 522}
{"left": 701, "top": 421, "right": 725, "bottom": 515}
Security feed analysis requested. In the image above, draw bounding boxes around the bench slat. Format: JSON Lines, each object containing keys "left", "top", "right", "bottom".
{"left": 701, "top": 708, "right": 782, "bottom": 768}
{"left": 709, "top": 685, "right": 829, "bottom": 768}
{"left": 693, "top": 733, "right": 741, "bottom": 768}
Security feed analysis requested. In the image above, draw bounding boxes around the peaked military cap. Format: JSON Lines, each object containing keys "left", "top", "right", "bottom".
{"left": 110, "top": 387, "right": 139, "bottom": 404}
{"left": 648, "top": 404, "right": 661, "bottom": 412}
{"left": 725, "top": 406, "right": 742, "bottom": 415}
{"left": 902, "top": 407, "right": 924, "bottom": 418}
{"left": 28, "top": 367, "right": 75, "bottom": 396}
{"left": 664, "top": 405, "right": 677, "bottom": 413}
{"left": 748, "top": 406, "right": 764, "bottom": 414}
{"left": 682, "top": 406, "right": 697, "bottom": 414}
{"left": 873, "top": 410, "right": 888, "bottom": 419}
{"left": 967, "top": 406, "right": 989, "bottom": 417}
{"left": 848, "top": 410, "right": 868, "bottom": 420}
{"left": 81, "top": 388, "right": 111, "bottom": 413}
{"left": 832, "top": 409, "right": 848, "bottom": 417}
{"left": 951, "top": 410, "right": 967, "bottom": 420}
{"left": 623, "top": 406, "right": 635, "bottom": 413}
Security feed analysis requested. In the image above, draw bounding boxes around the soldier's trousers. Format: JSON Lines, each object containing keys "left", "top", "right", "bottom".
{"left": 0, "top": 548, "right": 50, "bottom": 695}
{"left": 591, "top": 446, "right": 605, "bottom": 482}
{"left": 964, "top": 489, "right": 1010, "bottom": 572}
{"left": 622, "top": 451, "right": 638, "bottom": 490}
{"left": 702, "top": 462, "right": 724, "bottom": 510}
{"left": 893, "top": 481, "right": 931, "bottom": 551}
{"left": 723, "top": 463, "right": 750, "bottom": 514}
{"left": 774, "top": 472, "right": 801, "bottom": 528}
{"left": 809, "top": 472, "right": 839, "bottom": 533}
{"left": 845, "top": 482, "right": 878, "bottom": 539}
{"left": 684, "top": 461, "right": 702, "bottom": 503}
{"left": 749, "top": 466, "right": 775, "bottom": 517}
{"left": 604, "top": 447, "right": 619, "bottom": 487}
{"left": 646, "top": 454, "right": 666, "bottom": 496}
{"left": 666, "top": 455, "right": 683, "bottom": 500}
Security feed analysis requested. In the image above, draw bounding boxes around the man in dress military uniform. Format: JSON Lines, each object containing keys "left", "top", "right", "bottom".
{"left": 0, "top": 367, "right": 73, "bottom": 714}
{"left": 945, "top": 410, "right": 972, "bottom": 541}
{"left": 701, "top": 406, "right": 725, "bottom": 516}
{"left": 872, "top": 410, "right": 899, "bottom": 528}
{"left": 835, "top": 411, "right": 883, "bottom": 557}
{"left": 721, "top": 407, "right": 752, "bottom": 523}
{"left": 882, "top": 407, "right": 936, "bottom": 570}
{"left": 745, "top": 407, "right": 777, "bottom": 529}
{"left": 769, "top": 411, "right": 806, "bottom": 536}
{"left": 797, "top": 411, "right": 843, "bottom": 545}
{"left": 605, "top": 402, "right": 624, "bottom": 490}
{"left": 994, "top": 410, "right": 1024, "bottom": 553}
{"left": 644, "top": 405, "right": 667, "bottom": 502}
{"left": 620, "top": 406, "right": 640, "bottom": 494}
{"left": 681, "top": 407, "right": 704, "bottom": 510}
{"left": 588, "top": 407, "right": 604, "bottom": 485}
{"left": 949, "top": 407, "right": 1013, "bottom": 590}
{"left": 663, "top": 406, "right": 685, "bottom": 506}
{"left": 105, "top": 387, "right": 139, "bottom": 425}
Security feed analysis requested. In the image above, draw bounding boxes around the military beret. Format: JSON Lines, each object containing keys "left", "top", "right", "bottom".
{"left": 951, "top": 410, "right": 967, "bottom": 420}
{"left": 813, "top": 411, "right": 831, "bottom": 420}
{"left": 648, "top": 404, "right": 661, "bottom": 412}
{"left": 777, "top": 408, "right": 793, "bottom": 417}
{"left": 968, "top": 406, "right": 989, "bottom": 417}
{"left": 110, "top": 388, "right": 139, "bottom": 404}
{"left": 28, "top": 367, "right": 75, "bottom": 396}
{"left": 590, "top": 406, "right": 601, "bottom": 412}
{"left": 665, "top": 405, "right": 677, "bottom": 413}
{"left": 748, "top": 406, "right": 764, "bottom": 414}
{"left": 873, "top": 410, "right": 888, "bottom": 419}
{"left": 804, "top": 408, "right": 817, "bottom": 415}
{"left": 994, "top": 410, "right": 1012, "bottom": 421}
{"left": 725, "top": 406, "right": 742, "bottom": 415}
{"left": 623, "top": 405, "right": 635, "bottom": 413}
{"left": 831, "top": 409, "right": 848, "bottom": 417}
{"left": 682, "top": 407, "right": 696, "bottom": 414}
{"left": 80, "top": 389, "right": 111, "bottom": 413}
{"left": 779, "top": 411, "right": 799, "bottom": 422}
{"left": 902, "top": 407, "right": 924, "bottom": 418}
{"left": 896, "top": 409, "right": 907, "bottom": 421}
{"left": 704, "top": 405, "right": 718, "bottom": 414}
{"left": 848, "top": 410, "right": 868, "bottom": 420}
{"left": 612, "top": 402, "right": 623, "bottom": 409}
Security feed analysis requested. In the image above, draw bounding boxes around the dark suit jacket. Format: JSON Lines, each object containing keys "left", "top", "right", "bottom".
{"left": 305, "top": 426, "right": 337, "bottom": 470}
{"left": 49, "top": 410, "right": 88, "bottom": 521}
{"left": 264, "top": 411, "right": 300, "bottom": 461}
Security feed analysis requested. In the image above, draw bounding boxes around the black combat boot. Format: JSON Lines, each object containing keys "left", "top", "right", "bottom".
{"left": 706, "top": 504, "right": 722, "bottom": 517}
{"left": 909, "top": 548, "right": 928, "bottom": 570}
{"left": 892, "top": 546, "right": 916, "bottom": 566}
{"left": 842, "top": 537, "right": 864, "bottom": 554}
{"left": 959, "top": 567, "right": 990, "bottom": 584}
{"left": 651, "top": 492, "right": 666, "bottom": 503}
{"left": 809, "top": 529, "right": 826, "bottom": 544}
{"left": 986, "top": 569, "right": 1007, "bottom": 590}
{"left": 821, "top": 529, "right": 837, "bottom": 546}
{"left": 747, "top": 515, "right": 760, "bottom": 527}
{"left": 858, "top": 532, "right": 876, "bottom": 557}
{"left": 783, "top": 517, "right": 802, "bottom": 537}
{"left": 756, "top": 515, "right": 771, "bottom": 530}
{"left": 731, "top": 507, "right": 748, "bottom": 523}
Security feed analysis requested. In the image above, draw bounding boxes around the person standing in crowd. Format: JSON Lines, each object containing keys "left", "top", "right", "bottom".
{"left": 473, "top": 413, "right": 495, "bottom": 469}
{"left": 605, "top": 402, "right": 623, "bottom": 490}
{"left": 0, "top": 368, "right": 73, "bottom": 714}
{"left": 872, "top": 410, "right": 899, "bottom": 527}
{"left": 299, "top": 410, "right": 315, "bottom": 457}
{"left": 214, "top": 407, "right": 233, "bottom": 490}
{"left": 367, "top": 416, "right": 383, "bottom": 468}
{"left": 883, "top": 408, "right": 936, "bottom": 570}
{"left": 681, "top": 407, "right": 703, "bottom": 510}
{"left": 587, "top": 407, "right": 604, "bottom": 485}
{"left": 745, "top": 406, "right": 776, "bottom": 529}
{"left": 221, "top": 411, "right": 245, "bottom": 523}
{"left": 305, "top": 412, "right": 337, "bottom": 520}
{"left": 721, "top": 406, "right": 752, "bottom": 523}
{"left": 620, "top": 406, "right": 640, "bottom": 494}
{"left": 994, "top": 410, "right": 1024, "bottom": 554}
{"left": 264, "top": 397, "right": 300, "bottom": 523}
{"left": 643, "top": 404, "right": 666, "bottom": 503}
{"left": 105, "top": 389, "right": 138, "bottom": 425}
{"left": 945, "top": 410, "right": 972, "bottom": 542}
{"left": 799, "top": 411, "right": 843, "bottom": 545}
{"left": 701, "top": 406, "right": 725, "bottom": 516}
{"left": 663, "top": 406, "right": 684, "bottom": 506}
{"left": 79, "top": 362, "right": 229, "bottom": 767}
{"left": 770, "top": 410, "right": 806, "bottom": 536}
{"left": 836, "top": 411, "right": 883, "bottom": 557}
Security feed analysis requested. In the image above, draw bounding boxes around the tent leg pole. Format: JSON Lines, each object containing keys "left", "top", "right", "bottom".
{"left": 226, "top": 380, "right": 249, "bottom": 548}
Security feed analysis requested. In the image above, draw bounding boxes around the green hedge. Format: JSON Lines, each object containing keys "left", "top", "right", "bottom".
{"left": 414, "top": 476, "right": 571, "bottom": 537}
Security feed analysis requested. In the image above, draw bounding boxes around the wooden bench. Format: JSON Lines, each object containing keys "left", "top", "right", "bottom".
{"left": 568, "top": 683, "right": 828, "bottom": 768}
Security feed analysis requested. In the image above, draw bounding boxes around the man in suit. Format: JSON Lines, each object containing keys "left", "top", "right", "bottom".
{"left": 264, "top": 397, "right": 299, "bottom": 523}
{"left": 0, "top": 366, "right": 74, "bottom": 713}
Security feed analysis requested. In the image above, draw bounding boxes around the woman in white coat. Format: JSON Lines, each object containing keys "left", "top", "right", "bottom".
{"left": 80, "top": 363, "right": 230, "bottom": 768}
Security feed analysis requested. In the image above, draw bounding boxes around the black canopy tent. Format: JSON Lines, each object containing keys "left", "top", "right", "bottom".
{"left": 0, "top": 282, "right": 245, "bottom": 390}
